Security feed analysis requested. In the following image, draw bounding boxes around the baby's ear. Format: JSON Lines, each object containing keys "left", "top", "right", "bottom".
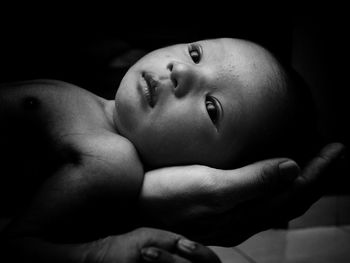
{"left": 109, "top": 49, "right": 148, "bottom": 69}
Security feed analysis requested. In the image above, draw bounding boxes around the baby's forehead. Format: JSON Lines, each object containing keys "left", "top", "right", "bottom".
{"left": 221, "top": 38, "right": 276, "bottom": 65}
{"left": 199, "top": 38, "right": 271, "bottom": 56}
{"left": 201, "top": 38, "right": 280, "bottom": 86}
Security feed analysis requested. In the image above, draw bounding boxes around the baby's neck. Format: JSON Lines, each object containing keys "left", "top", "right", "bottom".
{"left": 104, "top": 100, "right": 120, "bottom": 134}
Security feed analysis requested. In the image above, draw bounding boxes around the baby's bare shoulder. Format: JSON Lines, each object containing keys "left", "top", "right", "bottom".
{"left": 81, "top": 132, "right": 144, "bottom": 178}
{"left": 0, "top": 79, "right": 108, "bottom": 133}
{"left": 0, "top": 79, "right": 97, "bottom": 109}
{"left": 1, "top": 78, "right": 78, "bottom": 93}
{"left": 0, "top": 79, "right": 118, "bottom": 176}
{"left": 66, "top": 132, "right": 144, "bottom": 200}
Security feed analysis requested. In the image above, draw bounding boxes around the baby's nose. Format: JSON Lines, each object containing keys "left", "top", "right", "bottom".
{"left": 167, "top": 61, "right": 200, "bottom": 97}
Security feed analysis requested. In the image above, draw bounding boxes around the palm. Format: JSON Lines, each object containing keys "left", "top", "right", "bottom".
{"left": 140, "top": 143, "right": 344, "bottom": 246}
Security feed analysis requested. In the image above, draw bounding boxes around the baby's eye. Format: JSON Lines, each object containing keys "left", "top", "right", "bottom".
{"left": 206, "top": 96, "right": 219, "bottom": 125}
{"left": 188, "top": 43, "right": 202, "bottom": 64}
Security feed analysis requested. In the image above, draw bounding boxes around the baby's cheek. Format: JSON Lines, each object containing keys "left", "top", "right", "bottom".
{"left": 115, "top": 90, "right": 142, "bottom": 134}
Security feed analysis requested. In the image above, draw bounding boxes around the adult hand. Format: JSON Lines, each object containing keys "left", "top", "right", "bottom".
{"left": 1, "top": 227, "right": 221, "bottom": 263}
{"left": 140, "top": 142, "right": 345, "bottom": 246}
{"left": 112, "top": 228, "right": 221, "bottom": 263}
{"left": 85, "top": 227, "right": 221, "bottom": 263}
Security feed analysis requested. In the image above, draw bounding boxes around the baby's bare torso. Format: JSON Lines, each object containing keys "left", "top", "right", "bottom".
{"left": 0, "top": 79, "right": 144, "bottom": 240}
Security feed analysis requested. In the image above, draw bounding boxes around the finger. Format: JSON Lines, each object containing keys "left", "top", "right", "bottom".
{"left": 194, "top": 144, "right": 346, "bottom": 246}
{"left": 141, "top": 247, "right": 191, "bottom": 263}
{"left": 282, "top": 142, "right": 347, "bottom": 216}
{"left": 298, "top": 142, "right": 346, "bottom": 186}
{"left": 254, "top": 143, "right": 346, "bottom": 222}
{"left": 217, "top": 158, "right": 300, "bottom": 202}
{"left": 131, "top": 228, "right": 183, "bottom": 251}
{"left": 176, "top": 238, "right": 221, "bottom": 263}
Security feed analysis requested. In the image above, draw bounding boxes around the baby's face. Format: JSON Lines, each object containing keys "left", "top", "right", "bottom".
{"left": 114, "top": 38, "right": 286, "bottom": 168}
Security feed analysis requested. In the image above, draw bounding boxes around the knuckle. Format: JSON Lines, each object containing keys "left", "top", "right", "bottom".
{"left": 317, "top": 153, "right": 332, "bottom": 164}
{"left": 258, "top": 162, "right": 278, "bottom": 189}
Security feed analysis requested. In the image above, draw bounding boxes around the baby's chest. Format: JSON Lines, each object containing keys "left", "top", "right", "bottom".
{"left": 0, "top": 103, "right": 77, "bottom": 176}
{"left": 0, "top": 84, "right": 107, "bottom": 173}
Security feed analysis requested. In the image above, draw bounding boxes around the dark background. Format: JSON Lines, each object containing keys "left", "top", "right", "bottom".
{"left": 0, "top": 6, "right": 348, "bottom": 194}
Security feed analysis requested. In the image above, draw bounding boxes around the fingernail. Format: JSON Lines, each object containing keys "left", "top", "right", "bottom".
{"left": 324, "top": 142, "right": 346, "bottom": 159}
{"left": 331, "top": 142, "right": 346, "bottom": 154}
{"left": 141, "top": 248, "right": 159, "bottom": 261}
{"left": 279, "top": 160, "right": 300, "bottom": 180}
{"left": 178, "top": 239, "right": 197, "bottom": 252}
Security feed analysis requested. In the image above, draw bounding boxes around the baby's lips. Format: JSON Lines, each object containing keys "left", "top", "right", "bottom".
{"left": 143, "top": 72, "right": 159, "bottom": 107}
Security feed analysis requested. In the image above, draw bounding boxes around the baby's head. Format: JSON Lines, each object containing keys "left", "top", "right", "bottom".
{"left": 114, "top": 38, "right": 317, "bottom": 169}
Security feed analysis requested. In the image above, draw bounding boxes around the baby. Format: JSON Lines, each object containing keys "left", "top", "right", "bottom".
{"left": 115, "top": 37, "right": 316, "bottom": 169}
{"left": 0, "top": 38, "right": 316, "bottom": 261}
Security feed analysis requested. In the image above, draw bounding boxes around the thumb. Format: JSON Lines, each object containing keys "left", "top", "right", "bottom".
{"left": 219, "top": 158, "right": 300, "bottom": 202}
{"left": 128, "top": 228, "right": 183, "bottom": 250}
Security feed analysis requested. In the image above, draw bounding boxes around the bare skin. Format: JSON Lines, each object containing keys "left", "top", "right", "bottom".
{"left": 0, "top": 79, "right": 221, "bottom": 262}
{"left": 0, "top": 37, "right": 345, "bottom": 262}
{"left": 0, "top": 79, "right": 145, "bottom": 238}
{"left": 0, "top": 79, "right": 345, "bottom": 262}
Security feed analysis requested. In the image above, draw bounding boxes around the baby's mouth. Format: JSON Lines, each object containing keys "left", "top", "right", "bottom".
{"left": 142, "top": 72, "right": 158, "bottom": 107}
